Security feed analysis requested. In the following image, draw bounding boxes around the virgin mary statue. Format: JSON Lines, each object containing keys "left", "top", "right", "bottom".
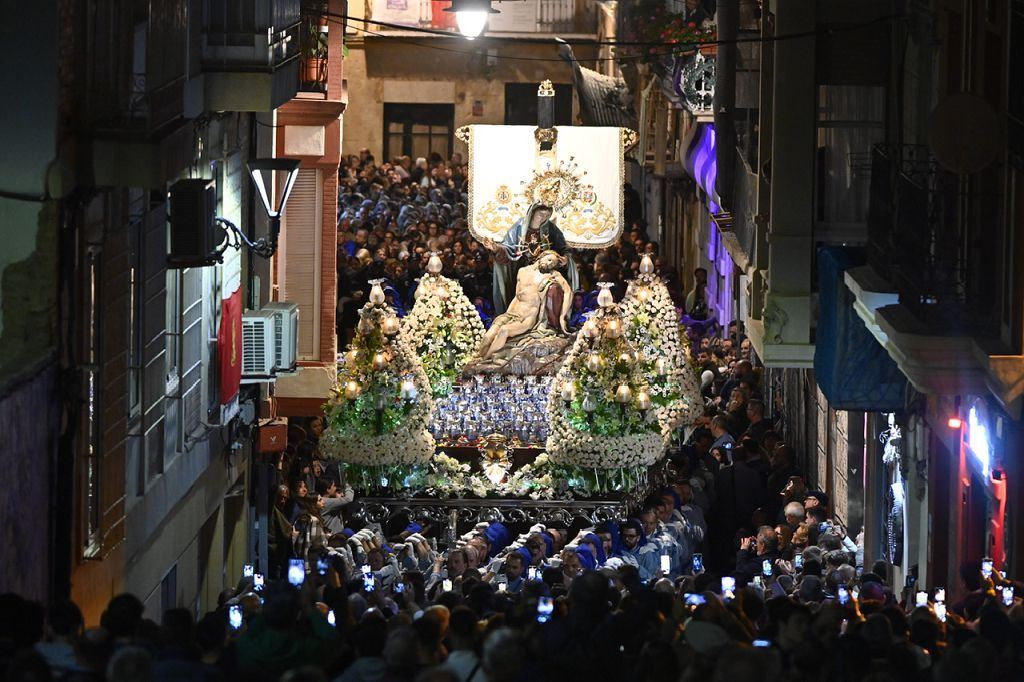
{"left": 486, "top": 203, "right": 579, "bottom": 315}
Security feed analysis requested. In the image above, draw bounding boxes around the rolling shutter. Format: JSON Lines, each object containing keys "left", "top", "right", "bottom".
{"left": 280, "top": 168, "right": 321, "bottom": 361}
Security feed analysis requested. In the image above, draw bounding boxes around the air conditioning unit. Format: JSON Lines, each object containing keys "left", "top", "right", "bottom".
{"left": 241, "top": 302, "right": 300, "bottom": 382}
{"left": 242, "top": 309, "right": 277, "bottom": 381}
{"left": 262, "top": 302, "right": 299, "bottom": 373}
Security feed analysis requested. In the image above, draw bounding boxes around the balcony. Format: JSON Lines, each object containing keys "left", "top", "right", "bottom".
{"left": 199, "top": 0, "right": 302, "bottom": 112}
{"left": 83, "top": 0, "right": 194, "bottom": 187}
{"left": 866, "top": 145, "right": 996, "bottom": 337}
{"left": 844, "top": 144, "right": 1024, "bottom": 409}
{"left": 366, "top": 0, "right": 599, "bottom": 37}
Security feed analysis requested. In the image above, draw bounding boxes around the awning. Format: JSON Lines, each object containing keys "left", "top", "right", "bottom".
{"left": 814, "top": 246, "right": 906, "bottom": 411}
{"left": 683, "top": 123, "right": 720, "bottom": 213}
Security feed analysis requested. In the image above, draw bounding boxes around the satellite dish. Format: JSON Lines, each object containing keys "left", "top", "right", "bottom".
{"left": 928, "top": 93, "right": 1000, "bottom": 174}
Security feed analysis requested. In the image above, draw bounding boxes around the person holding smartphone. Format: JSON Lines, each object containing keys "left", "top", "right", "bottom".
{"left": 733, "top": 527, "right": 782, "bottom": 586}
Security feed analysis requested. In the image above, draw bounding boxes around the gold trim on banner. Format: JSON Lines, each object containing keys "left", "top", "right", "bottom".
{"left": 462, "top": 125, "right": 632, "bottom": 249}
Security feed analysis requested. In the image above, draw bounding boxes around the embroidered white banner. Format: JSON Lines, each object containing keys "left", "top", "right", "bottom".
{"left": 460, "top": 125, "right": 633, "bottom": 249}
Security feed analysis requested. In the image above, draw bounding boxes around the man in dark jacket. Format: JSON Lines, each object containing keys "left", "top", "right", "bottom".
{"left": 734, "top": 526, "right": 782, "bottom": 585}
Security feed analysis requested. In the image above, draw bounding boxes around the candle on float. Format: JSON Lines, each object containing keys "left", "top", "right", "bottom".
{"left": 582, "top": 320, "right": 599, "bottom": 338}
{"left": 382, "top": 315, "right": 400, "bottom": 336}
{"left": 369, "top": 283, "right": 386, "bottom": 305}
{"left": 372, "top": 352, "right": 387, "bottom": 371}
{"left": 344, "top": 380, "right": 361, "bottom": 400}
{"left": 346, "top": 349, "right": 359, "bottom": 365}
{"left": 585, "top": 353, "right": 602, "bottom": 372}
{"left": 400, "top": 379, "right": 418, "bottom": 401}
{"left": 655, "top": 357, "right": 668, "bottom": 376}
{"left": 636, "top": 389, "right": 652, "bottom": 411}
{"left": 615, "top": 384, "right": 633, "bottom": 404}
{"left": 560, "top": 380, "right": 576, "bottom": 402}
{"left": 605, "top": 318, "right": 623, "bottom": 338}
{"left": 639, "top": 254, "right": 655, "bottom": 275}
{"left": 427, "top": 253, "right": 444, "bottom": 275}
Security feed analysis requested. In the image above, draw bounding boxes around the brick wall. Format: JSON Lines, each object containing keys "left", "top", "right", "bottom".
{"left": 0, "top": 363, "right": 58, "bottom": 601}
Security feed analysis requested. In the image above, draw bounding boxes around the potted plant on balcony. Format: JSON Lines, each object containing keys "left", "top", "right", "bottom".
{"left": 301, "top": 15, "right": 329, "bottom": 92}
{"left": 619, "top": 0, "right": 716, "bottom": 72}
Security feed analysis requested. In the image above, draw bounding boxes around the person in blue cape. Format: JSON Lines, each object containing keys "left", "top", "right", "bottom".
{"left": 617, "top": 518, "right": 661, "bottom": 582}
{"left": 485, "top": 202, "right": 579, "bottom": 315}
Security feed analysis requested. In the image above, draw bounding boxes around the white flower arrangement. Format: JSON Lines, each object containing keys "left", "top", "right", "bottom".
{"left": 320, "top": 294, "right": 436, "bottom": 466}
{"left": 545, "top": 301, "right": 665, "bottom": 470}
{"left": 620, "top": 273, "right": 703, "bottom": 430}
{"left": 400, "top": 273, "right": 484, "bottom": 396}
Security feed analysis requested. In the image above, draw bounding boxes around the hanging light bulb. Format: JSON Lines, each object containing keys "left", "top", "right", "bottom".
{"left": 382, "top": 315, "right": 400, "bottom": 336}
{"left": 372, "top": 352, "right": 387, "bottom": 371}
{"left": 639, "top": 254, "right": 655, "bottom": 275}
{"left": 443, "top": 0, "right": 498, "bottom": 39}
{"left": 344, "top": 380, "right": 361, "bottom": 400}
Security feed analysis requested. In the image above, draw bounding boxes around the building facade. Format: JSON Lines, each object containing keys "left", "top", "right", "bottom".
{"left": 0, "top": 0, "right": 341, "bottom": 623}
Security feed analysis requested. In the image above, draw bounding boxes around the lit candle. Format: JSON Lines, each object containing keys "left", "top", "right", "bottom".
{"left": 560, "top": 380, "right": 576, "bottom": 402}
{"left": 583, "top": 320, "right": 599, "bottom": 338}
{"left": 655, "top": 358, "right": 668, "bottom": 376}
{"left": 597, "top": 284, "right": 614, "bottom": 308}
{"left": 639, "top": 254, "right": 655, "bottom": 275}
{"left": 585, "top": 353, "right": 602, "bottom": 372}
{"left": 400, "top": 379, "right": 418, "bottom": 401}
{"left": 346, "top": 349, "right": 359, "bottom": 365}
{"left": 369, "top": 283, "right": 386, "bottom": 305}
{"left": 615, "top": 384, "right": 633, "bottom": 404}
{"left": 372, "top": 352, "right": 387, "bottom": 371}
{"left": 637, "top": 288, "right": 649, "bottom": 302}
{"left": 618, "top": 351, "right": 633, "bottom": 365}
{"left": 636, "top": 389, "right": 652, "bottom": 411}
{"left": 344, "top": 380, "right": 361, "bottom": 400}
{"left": 382, "top": 315, "right": 400, "bottom": 336}
{"left": 605, "top": 318, "right": 623, "bottom": 338}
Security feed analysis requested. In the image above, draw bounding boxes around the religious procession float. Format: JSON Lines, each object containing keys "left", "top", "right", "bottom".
{"left": 319, "top": 82, "right": 703, "bottom": 538}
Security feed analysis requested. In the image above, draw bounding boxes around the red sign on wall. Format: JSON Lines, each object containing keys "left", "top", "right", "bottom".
{"left": 218, "top": 288, "right": 242, "bottom": 404}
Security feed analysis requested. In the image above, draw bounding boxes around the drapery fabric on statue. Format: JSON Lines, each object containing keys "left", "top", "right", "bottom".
{"left": 491, "top": 203, "right": 579, "bottom": 315}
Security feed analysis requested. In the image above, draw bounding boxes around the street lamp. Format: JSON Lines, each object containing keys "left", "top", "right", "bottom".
{"left": 443, "top": 0, "right": 499, "bottom": 40}
{"left": 247, "top": 158, "right": 301, "bottom": 257}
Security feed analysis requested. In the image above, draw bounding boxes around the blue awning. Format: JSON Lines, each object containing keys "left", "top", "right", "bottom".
{"left": 814, "top": 246, "right": 906, "bottom": 411}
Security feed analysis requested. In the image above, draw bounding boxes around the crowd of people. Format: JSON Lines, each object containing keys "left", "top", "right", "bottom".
{"left": 3, "top": 503, "right": 1024, "bottom": 682}
{"left": 4, "top": 153, "right": 1024, "bottom": 682}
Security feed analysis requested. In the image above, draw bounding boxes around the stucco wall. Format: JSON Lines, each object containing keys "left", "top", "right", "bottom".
{"left": 343, "top": 40, "right": 593, "bottom": 160}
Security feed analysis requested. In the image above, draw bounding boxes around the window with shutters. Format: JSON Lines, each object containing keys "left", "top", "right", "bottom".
{"left": 280, "top": 168, "right": 322, "bottom": 360}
